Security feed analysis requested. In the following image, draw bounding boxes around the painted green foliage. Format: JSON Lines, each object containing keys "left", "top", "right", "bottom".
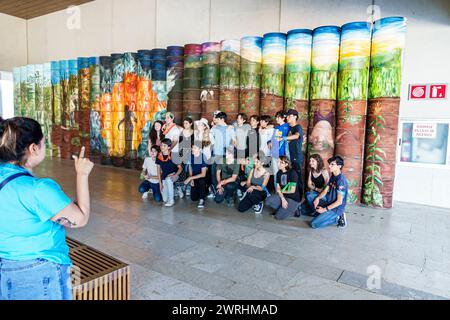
{"left": 338, "top": 59, "right": 370, "bottom": 101}
{"left": 342, "top": 101, "right": 362, "bottom": 125}
{"left": 369, "top": 49, "right": 403, "bottom": 99}
{"left": 363, "top": 104, "right": 386, "bottom": 207}
{"left": 262, "top": 65, "right": 285, "bottom": 96}
{"left": 285, "top": 71, "right": 310, "bottom": 100}
{"left": 310, "top": 69, "right": 338, "bottom": 100}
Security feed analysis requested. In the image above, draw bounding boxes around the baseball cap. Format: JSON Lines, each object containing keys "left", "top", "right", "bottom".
{"left": 195, "top": 118, "right": 210, "bottom": 129}
{"left": 286, "top": 109, "right": 299, "bottom": 117}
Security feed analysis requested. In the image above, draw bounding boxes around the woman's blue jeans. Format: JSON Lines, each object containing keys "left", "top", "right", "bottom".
{"left": 138, "top": 180, "right": 162, "bottom": 202}
{"left": 0, "top": 258, "right": 72, "bottom": 300}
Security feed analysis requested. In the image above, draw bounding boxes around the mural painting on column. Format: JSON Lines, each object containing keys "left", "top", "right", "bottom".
{"left": 13, "top": 68, "right": 21, "bottom": 117}
{"left": 78, "top": 57, "right": 91, "bottom": 157}
{"left": 99, "top": 56, "right": 114, "bottom": 166}
{"left": 261, "top": 33, "right": 286, "bottom": 119}
{"left": 26, "top": 65, "right": 36, "bottom": 120}
{"left": 335, "top": 22, "right": 372, "bottom": 204}
{"left": 220, "top": 40, "right": 241, "bottom": 122}
{"left": 166, "top": 46, "right": 185, "bottom": 125}
{"left": 362, "top": 17, "right": 407, "bottom": 209}
{"left": 150, "top": 48, "right": 171, "bottom": 122}
{"left": 19, "top": 66, "right": 28, "bottom": 117}
{"left": 111, "top": 53, "right": 126, "bottom": 167}
{"left": 51, "top": 61, "right": 62, "bottom": 158}
{"left": 89, "top": 57, "right": 102, "bottom": 164}
{"left": 59, "top": 60, "right": 71, "bottom": 159}
{"left": 285, "top": 29, "right": 313, "bottom": 171}
{"left": 43, "top": 63, "right": 53, "bottom": 157}
{"left": 35, "top": 64, "right": 44, "bottom": 132}
{"left": 308, "top": 26, "right": 341, "bottom": 169}
{"left": 68, "top": 59, "right": 81, "bottom": 157}
{"left": 123, "top": 52, "right": 139, "bottom": 169}
{"left": 201, "top": 42, "right": 220, "bottom": 123}
{"left": 240, "top": 36, "right": 262, "bottom": 117}
{"left": 183, "top": 44, "right": 203, "bottom": 121}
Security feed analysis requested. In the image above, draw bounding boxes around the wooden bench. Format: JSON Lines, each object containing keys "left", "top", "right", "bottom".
{"left": 67, "top": 237, "right": 131, "bottom": 300}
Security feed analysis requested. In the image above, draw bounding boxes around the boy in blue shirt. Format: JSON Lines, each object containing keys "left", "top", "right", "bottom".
{"left": 269, "top": 111, "right": 290, "bottom": 187}
{"left": 310, "top": 155, "right": 348, "bottom": 229}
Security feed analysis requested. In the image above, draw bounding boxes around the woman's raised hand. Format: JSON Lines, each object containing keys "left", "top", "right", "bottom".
{"left": 72, "top": 147, "right": 94, "bottom": 176}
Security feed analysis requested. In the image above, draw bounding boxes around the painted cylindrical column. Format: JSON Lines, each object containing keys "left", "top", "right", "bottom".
{"left": 43, "top": 63, "right": 53, "bottom": 157}
{"left": 166, "top": 46, "right": 185, "bottom": 125}
{"left": 59, "top": 60, "right": 71, "bottom": 159}
{"left": 68, "top": 59, "right": 80, "bottom": 157}
{"left": 150, "top": 49, "right": 169, "bottom": 122}
{"left": 261, "top": 32, "right": 286, "bottom": 118}
{"left": 307, "top": 26, "right": 341, "bottom": 169}
{"left": 123, "top": 52, "right": 139, "bottom": 168}
{"left": 35, "top": 64, "right": 44, "bottom": 126}
{"left": 26, "top": 64, "right": 36, "bottom": 120}
{"left": 78, "top": 57, "right": 91, "bottom": 157}
{"left": 219, "top": 39, "right": 240, "bottom": 122}
{"left": 51, "top": 61, "right": 62, "bottom": 158}
{"left": 335, "top": 22, "right": 372, "bottom": 204}
{"left": 240, "top": 36, "right": 262, "bottom": 117}
{"left": 183, "top": 44, "right": 202, "bottom": 121}
{"left": 89, "top": 57, "right": 102, "bottom": 163}
{"left": 19, "top": 66, "right": 28, "bottom": 117}
{"left": 99, "top": 56, "right": 114, "bottom": 166}
{"left": 285, "top": 29, "right": 313, "bottom": 163}
{"left": 13, "top": 68, "right": 21, "bottom": 117}
{"left": 362, "top": 17, "right": 407, "bottom": 209}
{"left": 111, "top": 53, "right": 125, "bottom": 167}
{"left": 201, "top": 42, "right": 220, "bottom": 123}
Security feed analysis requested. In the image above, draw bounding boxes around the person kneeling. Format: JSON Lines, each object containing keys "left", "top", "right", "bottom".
{"left": 310, "top": 156, "right": 348, "bottom": 229}
{"left": 238, "top": 155, "right": 270, "bottom": 214}
{"left": 139, "top": 145, "right": 162, "bottom": 202}
{"left": 157, "top": 139, "right": 183, "bottom": 207}
{"left": 185, "top": 143, "right": 208, "bottom": 209}
{"left": 215, "top": 147, "right": 240, "bottom": 207}
{"left": 266, "top": 157, "right": 301, "bottom": 220}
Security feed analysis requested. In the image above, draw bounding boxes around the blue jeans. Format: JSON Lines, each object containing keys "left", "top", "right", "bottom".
{"left": 138, "top": 180, "right": 162, "bottom": 202}
{"left": 311, "top": 208, "right": 342, "bottom": 229}
{"left": 0, "top": 258, "right": 72, "bottom": 300}
{"left": 301, "top": 191, "right": 320, "bottom": 216}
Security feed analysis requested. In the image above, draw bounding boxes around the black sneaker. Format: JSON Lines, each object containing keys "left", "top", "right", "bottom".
{"left": 254, "top": 202, "right": 264, "bottom": 214}
{"left": 338, "top": 212, "right": 347, "bottom": 228}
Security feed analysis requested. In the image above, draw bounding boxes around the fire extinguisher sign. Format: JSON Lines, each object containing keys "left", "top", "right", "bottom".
{"left": 409, "top": 84, "right": 448, "bottom": 100}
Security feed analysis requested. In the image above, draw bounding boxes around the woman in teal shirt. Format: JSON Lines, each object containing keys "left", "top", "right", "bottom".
{"left": 0, "top": 117, "right": 94, "bottom": 300}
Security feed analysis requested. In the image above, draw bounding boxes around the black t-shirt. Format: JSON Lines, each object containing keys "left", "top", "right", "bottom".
{"left": 277, "top": 169, "right": 300, "bottom": 202}
{"left": 288, "top": 125, "right": 303, "bottom": 164}
{"left": 156, "top": 154, "right": 179, "bottom": 180}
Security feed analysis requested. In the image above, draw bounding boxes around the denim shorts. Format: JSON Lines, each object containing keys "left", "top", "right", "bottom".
{"left": 0, "top": 258, "right": 72, "bottom": 300}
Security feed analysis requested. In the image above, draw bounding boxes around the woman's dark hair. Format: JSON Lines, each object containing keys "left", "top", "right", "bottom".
{"left": 183, "top": 117, "right": 193, "bottom": 127}
{"left": 161, "top": 138, "right": 173, "bottom": 147}
{"left": 279, "top": 156, "right": 292, "bottom": 171}
{"left": 260, "top": 115, "right": 272, "bottom": 124}
{"left": 149, "top": 120, "right": 164, "bottom": 146}
{"left": 328, "top": 155, "right": 344, "bottom": 168}
{"left": 150, "top": 145, "right": 160, "bottom": 153}
{"left": 310, "top": 154, "right": 325, "bottom": 173}
{"left": 0, "top": 117, "right": 44, "bottom": 164}
{"left": 237, "top": 113, "right": 248, "bottom": 122}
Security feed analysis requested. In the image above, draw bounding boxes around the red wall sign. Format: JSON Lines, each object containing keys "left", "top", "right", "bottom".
{"left": 409, "top": 84, "right": 448, "bottom": 100}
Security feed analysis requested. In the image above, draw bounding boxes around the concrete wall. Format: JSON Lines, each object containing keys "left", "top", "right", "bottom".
{"left": 0, "top": 13, "right": 27, "bottom": 71}
{"left": 5, "top": 0, "right": 450, "bottom": 207}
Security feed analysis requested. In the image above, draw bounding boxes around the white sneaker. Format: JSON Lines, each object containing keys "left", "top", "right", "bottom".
{"left": 197, "top": 199, "right": 205, "bottom": 209}
{"left": 165, "top": 201, "right": 175, "bottom": 207}
{"left": 177, "top": 187, "right": 185, "bottom": 199}
{"left": 186, "top": 186, "right": 191, "bottom": 197}
{"left": 142, "top": 192, "right": 149, "bottom": 200}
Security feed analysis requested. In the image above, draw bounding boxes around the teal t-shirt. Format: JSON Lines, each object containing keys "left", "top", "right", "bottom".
{"left": 0, "top": 163, "right": 72, "bottom": 265}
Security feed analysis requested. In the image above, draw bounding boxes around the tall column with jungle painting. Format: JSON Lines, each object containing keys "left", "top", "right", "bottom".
{"left": 335, "top": 22, "right": 372, "bottom": 204}
{"left": 240, "top": 36, "right": 262, "bottom": 117}
{"left": 362, "top": 17, "right": 407, "bottom": 208}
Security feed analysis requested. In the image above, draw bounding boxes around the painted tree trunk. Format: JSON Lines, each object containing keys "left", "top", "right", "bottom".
{"left": 219, "top": 40, "right": 240, "bottom": 122}
{"left": 89, "top": 57, "right": 102, "bottom": 163}
{"left": 261, "top": 33, "right": 286, "bottom": 118}
{"left": 150, "top": 48, "right": 169, "bottom": 123}
{"left": 123, "top": 52, "right": 139, "bottom": 169}
{"left": 183, "top": 44, "right": 203, "bottom": 121}
{"left": 111, "top": 53, "right": 125, "bottom": 167}
{"left": 285, "top": 29, "right": 312, "bottom": 165}
{"left": 362, "top": 17, "right": 407, "bottom": 209}
{"left": 307, "top": 26, "right": 341, "bottom": 169}
{"left": 78, "top": 57, "right": 91, "bottom": 158}
{"left": 19, "top": 66, "right": 28, "bottom": 118}
{"left": 201, "top": 42, "right": 220, "bottom": 123}
{"left": 43, "top": 63, "right": 53, "bottom": 157}
{"left": 99, "top": 56, "right": 114, "bottom": 165}
{"left": 13, "top": 68, "right": 21, "bottom": 117}
{"left": 68, "top": 60, "right": 80, "bottom": 157}
{"left": 240, "top": 36, "right": 262, "bottom": 117}
{"left": 51, "top": 61, "right": 62, "bottom": 158}
{"left": 166, "top": 46, "right": 184, "bottom": 125}
{"left": 335, "top": 22, "right": 372, "bottom": 205}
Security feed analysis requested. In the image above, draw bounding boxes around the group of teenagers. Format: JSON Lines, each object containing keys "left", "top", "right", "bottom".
{"left": 139, "top": 109, "right": 349, "bottom": 230}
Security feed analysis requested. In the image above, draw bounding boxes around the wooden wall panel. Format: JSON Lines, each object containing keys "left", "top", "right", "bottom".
{"left": 0, "top": 0, "right": 93, "bottom": 19}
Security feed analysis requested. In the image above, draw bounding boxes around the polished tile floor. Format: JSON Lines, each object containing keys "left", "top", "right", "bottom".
{"left": 36, "top": 159, "right": 450, "bottom": 300}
